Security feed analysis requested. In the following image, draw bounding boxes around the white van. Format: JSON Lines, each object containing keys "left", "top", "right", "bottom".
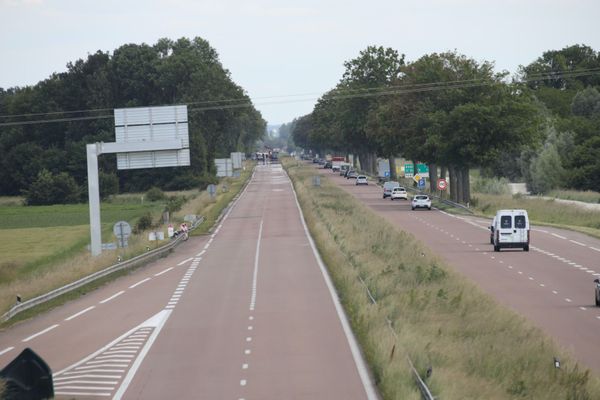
{"left": 490, "top": 209, "right": 530, "bottom": 252}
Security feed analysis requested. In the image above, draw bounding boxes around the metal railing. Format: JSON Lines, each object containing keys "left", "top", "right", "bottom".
{"left": 358, "top": 276, "right": 435, "bottom": 400}
{"left": 1, "top": 217, "right": 204, "bottom": 323}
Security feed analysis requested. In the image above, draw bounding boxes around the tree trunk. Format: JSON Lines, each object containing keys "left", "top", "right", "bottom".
{"left": 449, "top": 166, "right": 457, "bottom": 202}
{"left": 389, "top": 157, "right": 397, "bottom": 180}
{"left": 370, "top": 152, "right": 377, "bottom": 175}
{"left": 428, "top": 163, "right": 437, "bottom": 192}
{"left": 456, "top": 168, "right": 464, "bottom": 204}
{"left": 462, "top": 167, "right": 471, "bottom": 206}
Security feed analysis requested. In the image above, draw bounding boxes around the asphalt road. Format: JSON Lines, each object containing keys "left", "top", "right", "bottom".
{"left": 0, "top": 164, "right": 376, "bottom": 400}
{"left": 326, "top": 167, "right": 600, "bottom": 374}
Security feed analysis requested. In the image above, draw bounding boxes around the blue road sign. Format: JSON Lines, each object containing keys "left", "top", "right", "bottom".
{"left": 418, "top": 177, "right": 426, "bottom": 188}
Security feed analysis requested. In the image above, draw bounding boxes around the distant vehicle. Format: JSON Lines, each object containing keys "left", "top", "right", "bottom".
{"left": 346, "top": 170, "right": 358, "bottom": 179}
{"left": 594, "top": 279, "right": 600, "bottom": 306}
{"left": 382, "top": 181, "right": 400, "bottom": 199}
{"left": 332, "top": 165, "right": 340, "bottom": 172}
{"left": 312, "top": 158, "right": 320, "bottom": 163}
{"left": 411, "top": 195, "right": 432, "bottom": 210}
{"left": 356, "top": 175, "right": 368, "bottom": 185}
{"left": 331, "top": 156, "right": 346, "bottom": 170}
{"left": 391, "top": 187, "right": 408, "bottom": 200}
{"left": 490, "top": 209, "right": 530, "bottom": 252}
{"left": 339, "top": 163, "right": 351, "bottom": 176}
{"left": 323, "top": 161, "right": 332, "bottom": 169}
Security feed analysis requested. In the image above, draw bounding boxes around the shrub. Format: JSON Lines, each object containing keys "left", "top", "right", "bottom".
{"left": 166, "top": 195, "right": 187, "bottom": 213}
{"left": 23, "top": 170, "right": 81, "bottom": 205}
{"left": 472, "top": 176, "right": 510, "bottom": 195}
{"left": 134, "top": 212, "right": 154, "bottom": 233}
{"left": 145, "top": 187, "right": 165, "bottom": 202}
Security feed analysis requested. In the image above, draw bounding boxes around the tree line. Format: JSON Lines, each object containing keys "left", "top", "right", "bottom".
{"left": 291, "top": 44, "right": 600, "bottom": 202}
{"left": 0, "top": 37, "right": 266, "bottom": 204}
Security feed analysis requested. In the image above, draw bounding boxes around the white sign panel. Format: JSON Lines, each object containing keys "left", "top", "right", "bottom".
{"left": 114, "top": 105, "right": 190, "bottom": 170}
{"left": 231, "top": 152, "right": 243, "bottom": 169}
{"left": 215, "top": 158, "right": 233, "bottom": 177}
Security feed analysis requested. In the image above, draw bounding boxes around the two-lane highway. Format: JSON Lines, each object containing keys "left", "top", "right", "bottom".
{"left": 327, "top": 169, "right": 600, "bottom": 373}
{"left": 0, "top": 164, "right": 377, "bottom": 400}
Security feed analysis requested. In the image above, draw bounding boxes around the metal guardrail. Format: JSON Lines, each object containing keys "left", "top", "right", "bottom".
{"left": 1, "top": 216, "right": 204, "bottom": 323}
{"left": 358, "top": 276, "right": 435, "bottom": 399}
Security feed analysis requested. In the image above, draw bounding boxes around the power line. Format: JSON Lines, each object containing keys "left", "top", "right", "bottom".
{"left": 1, "top": 67, "right": 599, "bottom": 127}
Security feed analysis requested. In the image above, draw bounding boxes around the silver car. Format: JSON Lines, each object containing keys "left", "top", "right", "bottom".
{"left": 411, "top": 195, "right": 432, "bottom": 210}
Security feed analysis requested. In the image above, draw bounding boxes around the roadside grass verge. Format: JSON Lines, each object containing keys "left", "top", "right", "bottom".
{"left": 547, "top": 189, "right": 600, "bottom": 204}
{"left": 283, "top": 158, "right": 600, "bottom": 400}
{"left": 470, "top": 193, "right": 600, "bottom": 237}
{"left": 0, "top": 163, "right": 254, "bottom": 322}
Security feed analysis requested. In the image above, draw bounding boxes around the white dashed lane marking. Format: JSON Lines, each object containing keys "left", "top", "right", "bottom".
{"left": 100, "top": 291, "right": 125, "bottom": 304}
{"left": 65, "top": 306, "right": 96, "bottom": 321}
{"left": 22, "top": 324, "right": 59, "bottom": 343}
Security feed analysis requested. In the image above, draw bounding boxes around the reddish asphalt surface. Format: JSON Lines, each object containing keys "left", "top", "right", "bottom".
{"left": 323, "top": 166, "right": 600, "bottom": 374}
{"left": 0, "top": 164, "right": 376, "bottom": 400}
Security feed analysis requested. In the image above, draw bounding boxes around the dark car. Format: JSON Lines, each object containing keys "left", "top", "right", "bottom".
{"left": 346, "top": 170, "right": 358, "bottom": 179}
{"left": 324, "top": 161, "right": 332, "bottom": 169}
{"left": 595, "top": 279, "right": 600, "bottom": 306}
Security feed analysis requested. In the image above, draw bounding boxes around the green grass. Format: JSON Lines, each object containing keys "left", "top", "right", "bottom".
{"left": 0, "top": 202, "right": 163, "bottom": 229}
{"left": 283, "top": 157, "right": 600, "bottom": 400}
{"left": 547, "top": 189, "right": 600, "bottom": 204}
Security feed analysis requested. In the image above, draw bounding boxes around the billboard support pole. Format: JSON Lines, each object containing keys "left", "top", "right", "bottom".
{"left": 86, "top": 144, "right": 102, "bottom": 256}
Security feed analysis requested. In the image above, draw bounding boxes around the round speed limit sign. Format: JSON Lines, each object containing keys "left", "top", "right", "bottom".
{"left": 437, "top": 178, "right": 448, "bottom": 191}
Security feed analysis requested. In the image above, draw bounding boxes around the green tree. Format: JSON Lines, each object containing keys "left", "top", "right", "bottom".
{"left": 24, "top": 170, "right": 81, "bottom": 205}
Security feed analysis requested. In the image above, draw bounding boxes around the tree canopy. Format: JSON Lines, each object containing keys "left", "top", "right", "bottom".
{"left": 0, "top": 37, "right": 266, "bottom": 200}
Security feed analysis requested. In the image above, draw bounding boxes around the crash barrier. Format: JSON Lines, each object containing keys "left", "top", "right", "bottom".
{"left": 358, "top": 276, "right": 435, "bottom": 400}
{"left": 1, "top": 216, "right": 204, "bottom": 323}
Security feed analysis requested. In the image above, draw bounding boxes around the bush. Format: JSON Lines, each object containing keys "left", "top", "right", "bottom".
{"left": 166, "top": 195, "right": 187, "bottom": 213}
{"left": 145, "top": 187, "right": 165, "bottom": 202}
{"left": 472, "top": 175, "right": 510, "bottom": 195}
{"left": 23, "top": 170, "right": 81, "bottom": 205}
{"left": 134, "top": 212, "right": 154, "bottom": 233}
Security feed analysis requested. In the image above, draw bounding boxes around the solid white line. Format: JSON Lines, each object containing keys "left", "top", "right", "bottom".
{"left": 551, "top": 233, "right": 567, "bottom": 239}
{"left": 177, "top": 257, "right": 194, "bottom": 266}
{"left": 154, "top": 267, "right": 173, "bottom": 277}
{"left": 99, "top": 291, "right": 125, "bottom": 304}
{"left": 65, "top": 306, "right": 95, "bottom": 321}
{"left": 112, "top": 311, "right": 172, "bottom": 399}
{"left": 129, "top": 278, "right": 151, "bottom": 289}
{"left": 196, "top": 250, "right": 206, "bottom": 257}
{"left": 0, "top": 347, "right": 14, "bottom": 356}
{"left": 250, "top": 220, "right": 263, "bottom": 311}
{"left": 23, "top": 324, "right": 59, "bottom": 342}
{"left": 569, "top": 240, "right": 586, "bottom": 246}
{"left": 290, "top": 174, "right": 378, "bottom": 400}
{"left": 203, "top": 243, "right": 210, "bottom": 250}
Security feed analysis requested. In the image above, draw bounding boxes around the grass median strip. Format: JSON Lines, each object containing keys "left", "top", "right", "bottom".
{"left": 283, "top": 158, "right": 600, "bottom": 400}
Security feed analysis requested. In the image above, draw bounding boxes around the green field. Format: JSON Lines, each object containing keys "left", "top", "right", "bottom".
{"left": 0, "top": 203, "right": 159, "bottom": 229}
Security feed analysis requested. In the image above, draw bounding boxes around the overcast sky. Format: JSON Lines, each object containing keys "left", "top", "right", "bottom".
{"left": 1, "top": 0, "right": 599, "bottom": 125}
